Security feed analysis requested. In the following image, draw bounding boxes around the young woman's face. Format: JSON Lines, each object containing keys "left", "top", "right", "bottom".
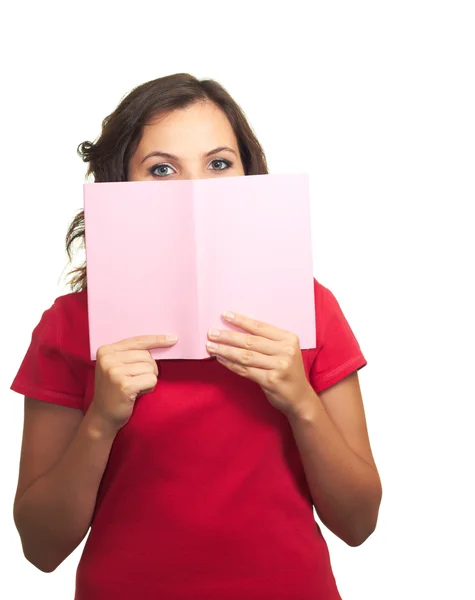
{"left": 128, "top": 101, "right": 245, "bottom": 181}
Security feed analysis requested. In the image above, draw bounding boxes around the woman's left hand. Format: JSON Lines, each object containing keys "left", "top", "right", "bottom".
{"left": 206, "top": 311, "right": 314, "bottom": 418}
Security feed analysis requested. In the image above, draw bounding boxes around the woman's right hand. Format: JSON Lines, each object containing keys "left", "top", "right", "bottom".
{"left": 89, "top": 334, "right": 178, "bottom": 434}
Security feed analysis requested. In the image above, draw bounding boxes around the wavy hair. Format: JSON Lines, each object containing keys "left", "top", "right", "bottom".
{"left": 65, "top": 73, "right": 268, "bottom": 291}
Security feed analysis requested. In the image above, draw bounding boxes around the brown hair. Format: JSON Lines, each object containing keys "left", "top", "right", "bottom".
{"left": 65, "top": 73, "right": 268, "bottom": 292}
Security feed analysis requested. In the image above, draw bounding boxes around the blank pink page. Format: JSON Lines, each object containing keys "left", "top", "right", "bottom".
{"left": 84, "top": 174, "right": 315, "bottom": 361}
{"left": 194, "top": 174, "right": 315, "bottom": 354}
{"left": 84, "top": 180, "right": 199, "bottom": 360}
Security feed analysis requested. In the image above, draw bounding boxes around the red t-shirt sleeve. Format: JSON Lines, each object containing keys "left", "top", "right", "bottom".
{"left": 309, "top": 280, "right": 367, "bottom": 393}
{"left": 10, "top": 299, "right": 85, "bottom": 410}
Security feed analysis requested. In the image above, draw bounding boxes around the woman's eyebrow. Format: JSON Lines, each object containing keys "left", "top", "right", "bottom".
{"left": 141, "top": 150, "right": 178, "bottom": 163}
{"left": 141, "top": 146, "right": 237, "bottom": 164}
{"left": 205, "top": 146, "right": 237, "bottom": 158}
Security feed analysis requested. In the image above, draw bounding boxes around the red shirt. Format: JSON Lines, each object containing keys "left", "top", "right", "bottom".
{"left": 11, "top": 278, "right": 367, "bottom": 599}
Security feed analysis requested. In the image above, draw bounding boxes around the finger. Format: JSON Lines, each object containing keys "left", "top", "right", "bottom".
{"left": 119, "top": 362, "right": 158, "bottom": 378}
{"left": 215, "top": 357, "right": 268, "bottom": 385}
{"left": 221, "top": 312, "right": 287, "bottom": 341}
{"left": 114, "top": 349, "right": 159, "bottom": 371}
{"left": 137, "top": 388, "right": 155, "bottom": 398}
{"left": 123, "top": 373, "right": 158, "bottom": 398}
{"left": 111, "top": 334, "right": 178, "bottom": 352}
{"left": 208, "top": 329, "right": 278, "bottom": 355}
{"left": 208, "top": 342, "right": 279, "bottom": 369}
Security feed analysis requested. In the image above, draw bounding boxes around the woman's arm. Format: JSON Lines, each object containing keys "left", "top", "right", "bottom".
{"left": 13, "top": 334, "right": 174, "bottom": 572}
{"left": 13, "top": 398, "right": 117, "bottom": 572}
{"left": 287, "top": 371, "right": 382, "bottom": 546}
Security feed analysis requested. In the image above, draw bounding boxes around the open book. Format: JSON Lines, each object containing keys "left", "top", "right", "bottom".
{"left": 84, "top": 173, "right": 316, "bottom": 360}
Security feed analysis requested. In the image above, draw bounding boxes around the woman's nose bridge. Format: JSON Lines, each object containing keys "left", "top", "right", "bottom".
{"left": 180, "top": 167, "right": 213, "bottom": 180}
{"left": 178, "top": 157, "right": 215, "bottom": 180}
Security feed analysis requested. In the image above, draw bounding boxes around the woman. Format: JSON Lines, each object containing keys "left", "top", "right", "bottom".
{"left": 10, "top": 73, "right": 382, "bottom": 599}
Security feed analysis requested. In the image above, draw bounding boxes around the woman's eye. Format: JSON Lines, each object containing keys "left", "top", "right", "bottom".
{"left": 150, "top": 164, "right": 175, "bottom": 177}
{"left": 209, "top": 159, "right": 232, "bottom": 171}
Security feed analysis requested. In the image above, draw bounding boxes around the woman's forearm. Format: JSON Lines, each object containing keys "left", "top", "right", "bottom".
{"left": 287, "top": 390, "right": 382, "bottom": 546}
{"left": 13, "top": 406, "right": 117, "bottom": 572}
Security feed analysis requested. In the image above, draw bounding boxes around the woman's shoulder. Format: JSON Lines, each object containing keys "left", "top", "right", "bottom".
{"left": 10, "top": 289, "right": 91, "bottom": 408}
{"left": 313, "top": 277, "right": 337, "bottom": 306}
{"left": 312, "top": 277, "right": 340, "bottom": 333}
{"left": 52, "top": 288, "right": 88, "bottom": 313}
{"left": 311, "top": 276, "right": 363, "bottom": 351}
{"left": 308, "top": 276, "right": 366, "bottom": 392}
{"left": 52, "top": 288, "right": 88, "bottom": 330}
{"left": 50, "top": 289, "right": 91, "bottom": 361}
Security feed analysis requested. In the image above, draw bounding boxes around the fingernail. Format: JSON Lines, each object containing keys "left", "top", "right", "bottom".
{"left": 166, "top": 335, "right": 178, "bottom": 342}
{"left": 223, "top": 311, "right": 235, "bottom": 321}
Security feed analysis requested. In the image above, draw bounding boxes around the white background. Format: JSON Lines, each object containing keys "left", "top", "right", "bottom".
{"left": 1, "top": 1, "right": 474, "bottom": 598}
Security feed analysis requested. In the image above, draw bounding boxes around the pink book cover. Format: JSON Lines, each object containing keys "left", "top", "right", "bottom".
{"left": 83, "top": 173, "right": 316, "bottom": 360}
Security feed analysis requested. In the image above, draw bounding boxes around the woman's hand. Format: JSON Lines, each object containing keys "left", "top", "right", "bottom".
{"left": 206, "top": 312, "right": 313, "bottom": 417}
{"left": 90, "top": 334, "right": 178, "bottom": 433}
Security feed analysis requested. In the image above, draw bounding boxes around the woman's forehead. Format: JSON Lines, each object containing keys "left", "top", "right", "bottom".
{"left": 137, "top": 103, "right": 239, "bottom": 157}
